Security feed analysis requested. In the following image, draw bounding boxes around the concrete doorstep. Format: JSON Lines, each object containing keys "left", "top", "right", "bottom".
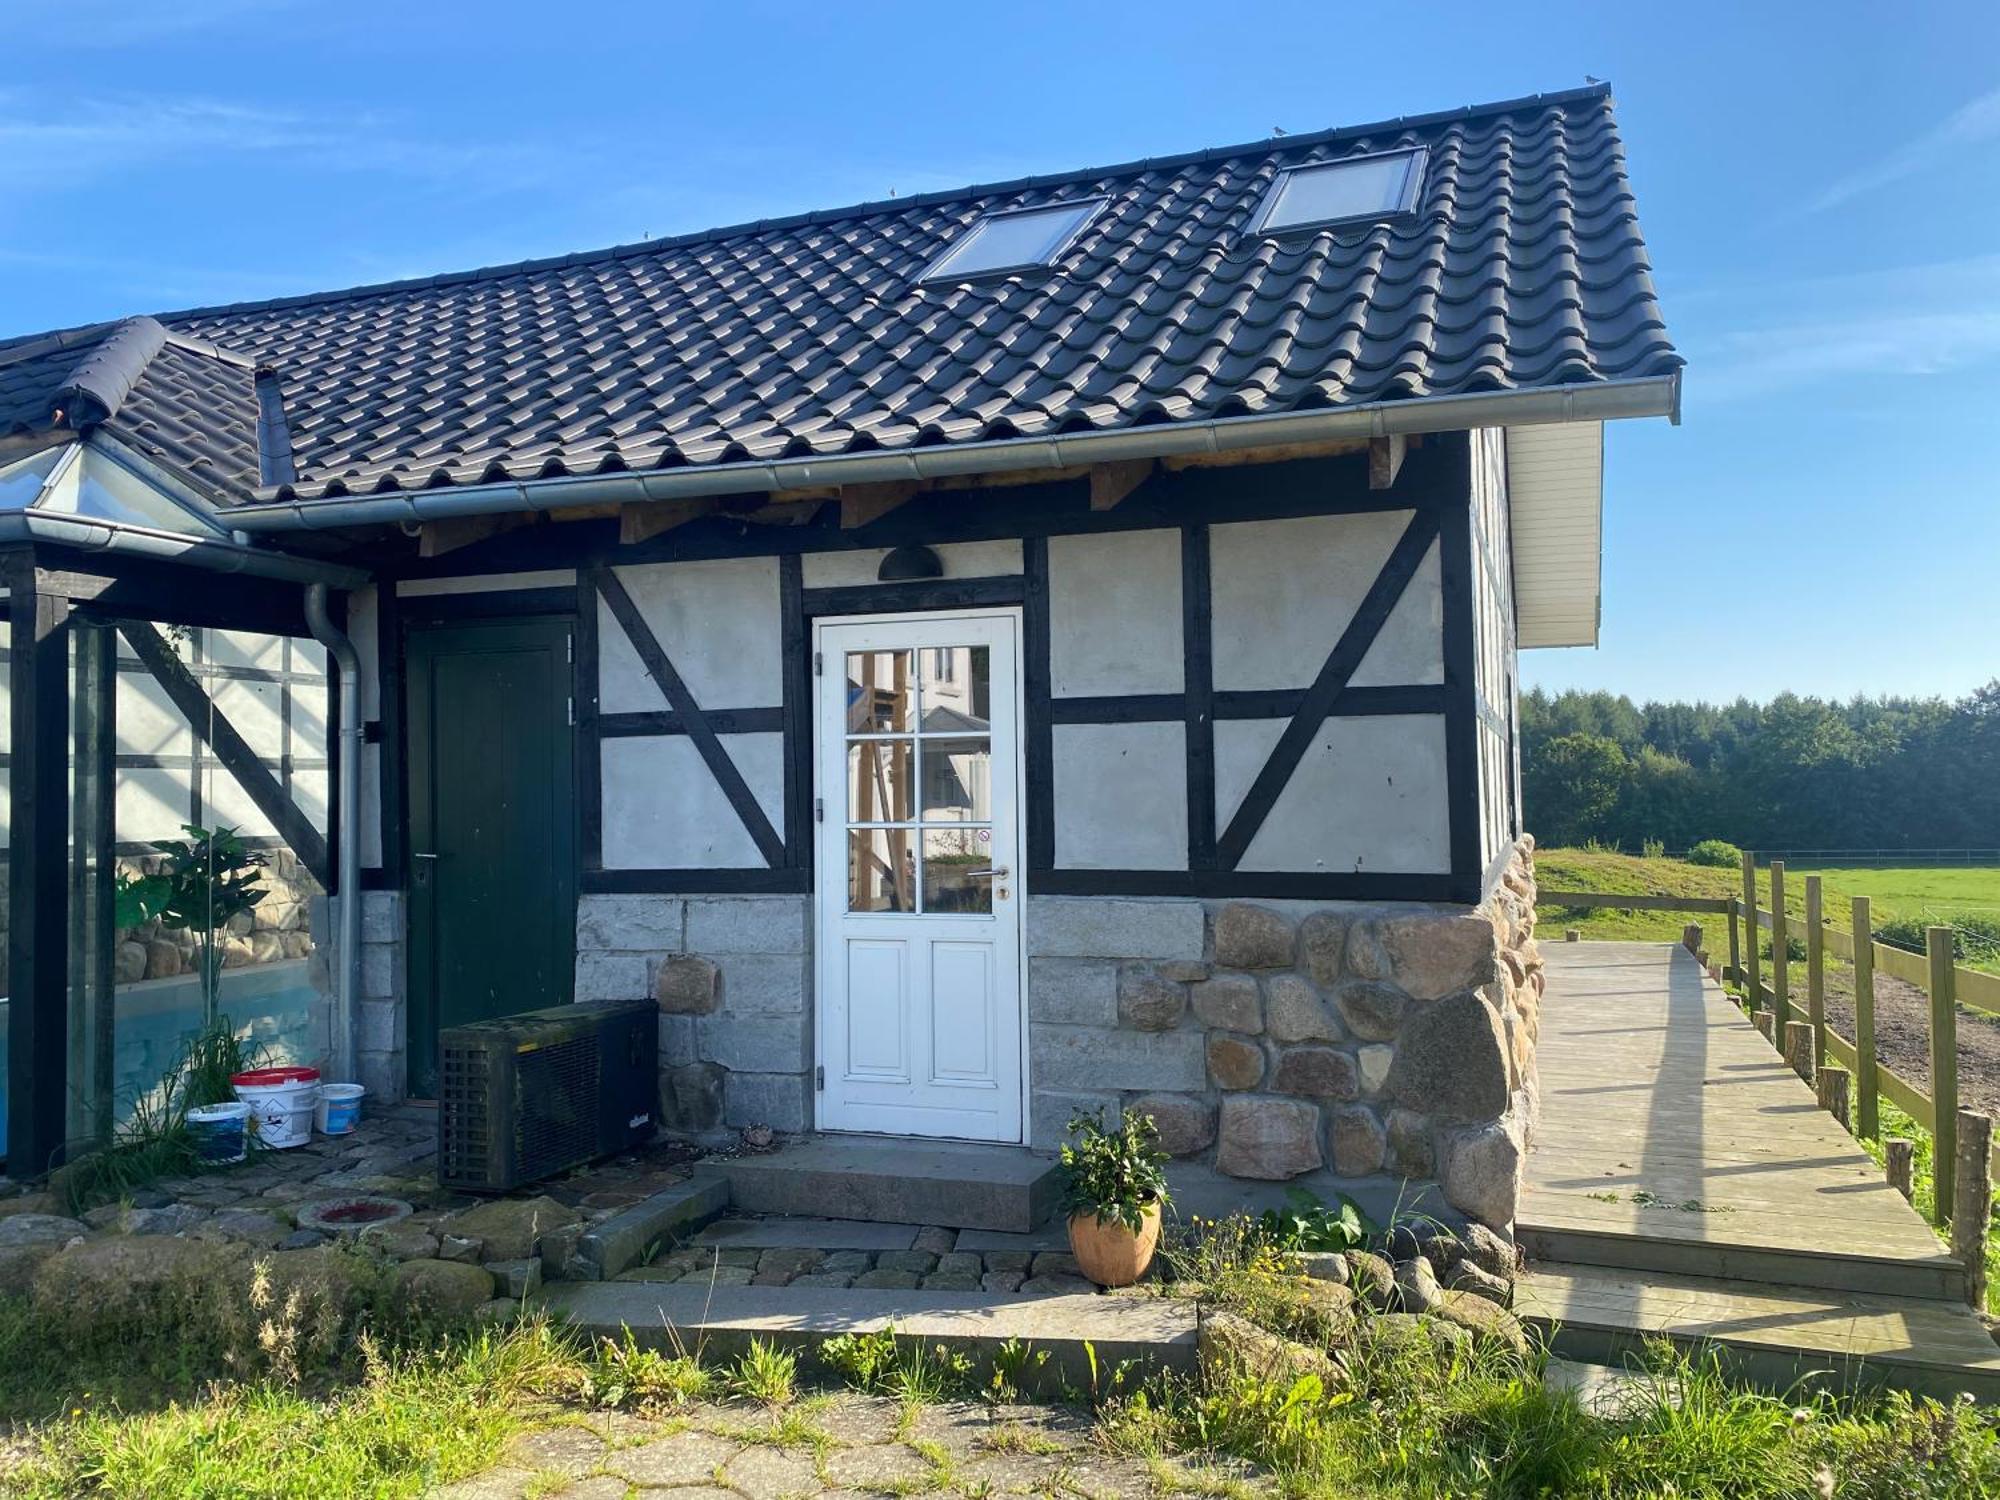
{"left": 541, "top": 1281, "right": 1197, "bottom": 1394}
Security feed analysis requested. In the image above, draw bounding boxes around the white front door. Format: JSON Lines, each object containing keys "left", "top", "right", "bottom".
{"left": 813, "top": 611, "right": 1025, "bottom": 1143}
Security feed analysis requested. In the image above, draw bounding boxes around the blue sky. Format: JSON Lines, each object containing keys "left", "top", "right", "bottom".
{"left": 2, "top": 1, "right": 1994, "bottom": 705}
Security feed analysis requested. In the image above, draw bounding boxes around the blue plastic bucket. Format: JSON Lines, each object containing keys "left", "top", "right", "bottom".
{"left": 189, "top": 1102, "right": 251, "bottom": 1164}
{"left": 315, "top": 1083, "right": 365, "bottom": 1136}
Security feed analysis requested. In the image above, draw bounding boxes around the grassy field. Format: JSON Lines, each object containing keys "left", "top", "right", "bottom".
{"left": 1535, "top": 848, "right": 2000, "bottom": 970}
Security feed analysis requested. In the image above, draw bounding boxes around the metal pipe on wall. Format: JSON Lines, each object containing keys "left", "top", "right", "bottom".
{"left": 304, "top": 584, "right": 363, "bottom": 1083}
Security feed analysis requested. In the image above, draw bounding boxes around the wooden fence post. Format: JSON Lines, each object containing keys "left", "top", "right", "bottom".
{"left": 1740, "top": 851, "right": 1762, "bottom": 1007}
{"left": 1953, "top": 1110, "right": 1992, "bottom": 1310}
{"left": 1887, "top": 1138, "right": 1915, "bottom": 1201}
{"left": 1784, "top": 1020, "right": 1814, "bottom": 1084}
{"left": 1727, "top": 897, "right": 1742, "bottom": 987}
{"left": 1817, "top": 1064, "right": 1850, "bottom": 1130}
{"left": 1853, "top": 896, "right": 1878, "bottom": 1141}
{"left": 1754, "top": 1009, "right": 1775, "bottom": 1043}
{"left": 1930, "top": 926, "right": 1959, "bottom": 1226}
{"left": 1771, "top": 860, "right": 1790, "bottom": 1034}
{"left": 1682, "top": 921, "right": 1703, "bottom": 957}
{"left": 1564, "top": 928, "right": 1580, "bottom": 943}
{"left": 1805, "top": 875, "right": 1826, "bottom": 1072}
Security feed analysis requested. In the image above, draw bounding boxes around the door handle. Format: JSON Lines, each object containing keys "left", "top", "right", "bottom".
{"left": 966, "top": 866, "right": 1010, "bottom": 880}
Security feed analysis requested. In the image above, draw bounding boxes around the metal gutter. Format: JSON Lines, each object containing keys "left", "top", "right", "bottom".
{"left": 224, "top": 375, "right": 1682, "bottom": 533}
{"left": 0, "top": 511, "right": 369, "bottom": 585}
{"left": 304, "top": 584, "right": 362, "bottom": 1086}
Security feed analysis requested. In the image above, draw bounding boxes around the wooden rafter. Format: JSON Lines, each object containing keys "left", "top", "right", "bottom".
{"left": 618, "top": 497, "right": 718, "bottom": 547}
{"left": 839, "top": 481, "right": 920, "bottom": 530}
{"left": 1368, "top": 433, "right": 1408, "bottom": 490}
{"left": 1088, "top": 458, "right": 1154, "bottom": 512}
{"left": 418, "top": 512, "right": 529, "bottom": 559}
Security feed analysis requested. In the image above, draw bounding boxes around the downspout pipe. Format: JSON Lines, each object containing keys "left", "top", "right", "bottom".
{"left": 304, "top": 584, "right": 363, "bottom": 1084}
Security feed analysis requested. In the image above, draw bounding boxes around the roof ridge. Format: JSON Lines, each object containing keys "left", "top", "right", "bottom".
{"left": 52, "top": 316, "right": 170, "bottom": 428}
{"left": 131, "top": 83, "right": 1614, "bottom": 330}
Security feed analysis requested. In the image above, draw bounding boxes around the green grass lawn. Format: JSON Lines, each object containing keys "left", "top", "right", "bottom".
{"left": 1535, "top": 848, "right": 2000, "bottom": 971}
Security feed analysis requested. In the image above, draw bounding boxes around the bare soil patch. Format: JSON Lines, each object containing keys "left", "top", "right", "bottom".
{"left": 1816, "top": 960, "right": 2000, "bottom": 1117}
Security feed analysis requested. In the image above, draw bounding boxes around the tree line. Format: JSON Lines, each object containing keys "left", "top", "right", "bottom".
{"left": 1520, "top": 683, "right": 2000, "bottom": 851}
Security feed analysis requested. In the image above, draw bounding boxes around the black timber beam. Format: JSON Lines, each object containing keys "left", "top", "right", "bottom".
{"left": 120, "top": 620, "right": 332, "bottom": 887}
{"left": 7, "top": 558, "right": 70, "bottom": 1174}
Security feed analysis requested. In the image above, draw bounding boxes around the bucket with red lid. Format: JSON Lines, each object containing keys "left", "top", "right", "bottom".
{"left": 231, "top": 1065, "right": 320, "bottom": 1149}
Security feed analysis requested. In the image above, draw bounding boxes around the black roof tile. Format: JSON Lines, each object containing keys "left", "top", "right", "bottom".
{"left": 0, "top": 84, "right": 1677, "bottom": 506}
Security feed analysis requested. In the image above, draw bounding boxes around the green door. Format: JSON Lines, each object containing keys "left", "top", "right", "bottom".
{"left": 406, "top": 616, "right": 576, "bottom": 1097}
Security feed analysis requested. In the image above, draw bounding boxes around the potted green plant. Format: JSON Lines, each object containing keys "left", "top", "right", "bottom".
{"left": 117, "top": 823, "right": 266, "bottom": 1030}
{"left": 1058, "top": 1108, "right": 1172, "bottom": 1287}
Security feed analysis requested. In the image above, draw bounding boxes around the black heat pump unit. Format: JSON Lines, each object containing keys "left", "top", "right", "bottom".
{"left": 438, "top": 999, "right": 657, "bottom": 1192}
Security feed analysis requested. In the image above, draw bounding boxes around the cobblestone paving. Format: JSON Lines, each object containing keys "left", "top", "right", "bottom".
{"left": 433, "top": 1394, "right": 1267, "bottom": 1498}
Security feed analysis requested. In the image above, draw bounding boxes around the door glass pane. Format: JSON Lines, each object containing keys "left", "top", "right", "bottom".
{"left": 846, "top": 651, "right": 915, "bottom": 732}
{"left": 919, "top": 738, "right": 990, "bottom": 822}
{"left": 921, "top": 827, "right": 994, "bottom": 914}
{"left": 848, "top": 827, "right": 915, "bottom": 913}
{"left": 846, "top": 740, "right": 914, "bottom": 824}
{"left": 920, "top": 646, "right": 989, "bottom": 729}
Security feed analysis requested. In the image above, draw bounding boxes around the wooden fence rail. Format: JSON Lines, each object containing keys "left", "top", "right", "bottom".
{"left": 1541, "top": 854, "right": 2000, "bottom": 1224}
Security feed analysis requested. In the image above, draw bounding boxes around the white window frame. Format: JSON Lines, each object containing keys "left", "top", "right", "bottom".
{"left": 918, "top": 198, "right": 1107, "bottom": 284}
{"left": 1247, "top": 148, "right": 1428, "bottom": 237}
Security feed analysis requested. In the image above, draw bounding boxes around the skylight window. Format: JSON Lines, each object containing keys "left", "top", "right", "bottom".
{"left": 1250, "top": 150, "right": 1426, "bottom": 235}
{"left": 920, "top": 200, "right": 1102, "bottom": 283}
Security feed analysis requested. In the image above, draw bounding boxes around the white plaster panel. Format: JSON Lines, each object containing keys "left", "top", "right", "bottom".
{"left": 211, "top": 677, "right": 285, "bottom": 758}
{"left": 0, "top": 770, "right": 9, "bottom": 842}
{"left": 116, "top": 670, "right": 193, "bottom": 758}
{"left": 1350, "top": 538, "right": 1443, "bottom": 687}
{"left": 800, "top": 540, "right": 1022, "bottom": 589}
{"left": 1210, "top": 510, "right": 1412, "bottom": 691}
{"left": 399, "top": 570, "right": 576, "bottom": 596}
{"left": 206, "top": 629, "right": 286, "bottom": 672}
{"left": 1048, "top": 529, "right": 1183, "bottom": 697}
{"left": 292, "top": 768, "right": 331, "bottom": 836}
{"left": 1217, "top": 714, "right": 1449, "bottom": 874}
{"left": 600, "top": 558, "right": 781, "bottom": 712}
{"left": 601, "top": 732, "right": 785, "bottom": 869}
{"left": 1052, "top": 721, "right": 1187, "bottom": 870}
{"left": 202, "top": 763, "right": 279, "bottom": 839}
{"left": 117, "top": 768, "right": 193, "bottom": 843}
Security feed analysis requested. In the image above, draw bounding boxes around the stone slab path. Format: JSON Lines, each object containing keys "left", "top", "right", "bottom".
{"left": 432, "top": 1394, "right": 1267, "bottom": 1498}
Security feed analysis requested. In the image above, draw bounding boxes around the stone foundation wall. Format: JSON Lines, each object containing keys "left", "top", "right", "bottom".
{"left": 356, "top": 890, "right": 408, "bottom": 1101}
{"left": 1026, "top": 837, "right": 1543, "bottom": 1230}
{"left": 576, "top": 893, "right": 811, "bottom": 1141}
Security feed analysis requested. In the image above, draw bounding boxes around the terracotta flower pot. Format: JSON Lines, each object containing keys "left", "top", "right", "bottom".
{"left": 1067, "top": 1199, "right": 1163, "bottom": 1288}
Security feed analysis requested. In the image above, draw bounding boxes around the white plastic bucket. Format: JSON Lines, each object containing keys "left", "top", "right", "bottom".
{"left": 315, "top": 1083, "right": 366, "bottom": 1136}
{"left": 231, "top": 1066, "right": 320, "bottom": 1149}
{"left": 188, "top": 1101, "right": 251, "bottom": 1165}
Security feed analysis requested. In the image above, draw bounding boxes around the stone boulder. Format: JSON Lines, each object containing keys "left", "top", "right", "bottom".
{"left": 0, "top": 1213, "right": 87, "bottom": 1249}
{"left": 1298, "top": 912, "right": 1349, "bottom": 987}
{"left": 260, "top": 1243, "right": 389, "bottom": 1314}
{"left": 444, "top": 1195, "right": 578, "bottom": 1261}
{"left": 1445, "top": 1260, "right": 1513, "bottom": 1306}
{"left": 1327, "top": 1105, "right": 1387, "bottom": 1176}
{"left": 1345, "top": 1250, "right": 1397, "bottom": 1312}
{"left": 1440, "top": 1117, "right": 1525, "bottom": 1228}
{"left": 1213, "top": 904, "right": 1297, "bottom": 971}
{"left": 1191, "top": 974, "right": 1261, "bottom": 1033}
{"left": 1117, "top": 967, "right": 1187, "bottom": 1031}
{"left": 394, "top": 1258, "right": 500, "bottom": 1321}
{"left": 1197, "top": 1309, "right": 1337, "bottom": 1387}
{"left": 1130, "top": 1094, "right": 1215, "bottom": 1158}
{"left": 1388, "top": 989, "right": 1510, "bottom": 1124}
{"left": 1271, "top": 1046, "right": 1358, "bottom": 1101}
{"left": 1435, "top": 1289, "right": 1530, "bottom": 1359}
{"left": 1460, "top": 1221, "right": 1517, "bottom": 1280}
{"left": 1264, "top": 975, "right": 1343, "bottom": 1044}
{"left": 1385, "top": 1110, "right": 1436, "bottom": 1178}
{"left": 1364, "top": 1311, "right": 1472, "bottom": 1362}
{"left": 1394, "top": 1256, "right": 1442, "bottom": 1315}
{"left": 1289, "top": 1250, "right": 1348, "bottom": 1284}
{"left": 655, "top": 956, "right": 721, "bottom": 1015}
{"left": 1215, "top": 1097, "right": 1323, "bottom": 1180}
{"left": 1371, "top": 912, "right": 1501, "bottom": 1001}
{"left": 31, "top": 1236, "right": 249, "bottom": 1331}
{"left": 1333, "top": 980, "right": 1409, "bottom": 1042}
{"left": 1206, "top": 1034, "right": 1266, "bottom": 1091}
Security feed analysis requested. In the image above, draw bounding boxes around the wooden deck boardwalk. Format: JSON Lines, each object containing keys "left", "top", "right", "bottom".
{"left": 1516, "top": 941, "right": 2000, "bottom": 1399}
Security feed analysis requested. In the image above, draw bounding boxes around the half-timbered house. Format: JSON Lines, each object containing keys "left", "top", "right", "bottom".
{"left": 0, "top": 84, "right": 1678, "bottom": 1229}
